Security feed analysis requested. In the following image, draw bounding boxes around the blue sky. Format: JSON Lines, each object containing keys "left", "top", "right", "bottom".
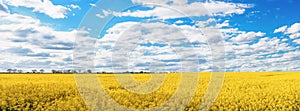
{"left": 228, "top": 0, "right": 300, "bottom": 33}
{"left": 5, "top": 0, "right": 300, "bottom": 32}
{"left": 0, "top": 0, "right": 299, "bottom": 72}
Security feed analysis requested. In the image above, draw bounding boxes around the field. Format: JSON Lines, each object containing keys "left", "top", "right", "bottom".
{"left": 0, "top": 72, "right": 299, "bottom": 110}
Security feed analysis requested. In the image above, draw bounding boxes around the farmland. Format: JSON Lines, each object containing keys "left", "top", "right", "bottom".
{"left": 0, "top": 72, "right": 299, "bottom": 110}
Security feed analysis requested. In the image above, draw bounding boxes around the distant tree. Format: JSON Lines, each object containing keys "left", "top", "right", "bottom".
{"left": 72, "top": 70, "right": 78, "bottom": 74}
{"left": 12, "top": 69, "right": 17, "bottom": 73}
{"left": 7, "top": 69, "right": 12, "bottom": 73}
{"left": 78, "top": 70, "right": 82, "bottom": 73}
{"left": 140, "top": 71, "right": 144, "bottom": 74}
{"left": 17, "top": 70, "right": 23, "bottom": 73}
{"left": 52, "top": 70, "right": 56, "bottom": 74}
{"left": 40, "top": 69, "right": 45, "bottom": 73}
{"left": 64, "top": 70, "right": 69, "bottom": 74}
{"left": 67, "top": 69, "right": 72, "bottom": 73}
{"left": 32, "top": 69, "right": 37, "bottom": 73}
{"left": 87, "top": 69, "right": 92, "bottom": 73}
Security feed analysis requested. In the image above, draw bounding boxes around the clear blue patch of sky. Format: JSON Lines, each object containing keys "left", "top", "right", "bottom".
{"left": 222, "top": 0, "right": 300, "bottom": 35}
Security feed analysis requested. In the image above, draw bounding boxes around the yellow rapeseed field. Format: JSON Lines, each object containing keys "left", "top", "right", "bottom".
{"left": 0, "top": 72, "right": 299, "bottom": 110}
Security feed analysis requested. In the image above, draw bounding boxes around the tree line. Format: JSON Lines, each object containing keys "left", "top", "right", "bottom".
{"left": 5, "top": 69, "right": 161, "bottom": 74}
{"left": 6, "top": 69, "right": 44, "bottom": 73}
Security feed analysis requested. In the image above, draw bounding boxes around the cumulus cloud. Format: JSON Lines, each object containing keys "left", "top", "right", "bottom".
{"left": 68, "top": 4, "right": 81, "bottom": 10}
{"left": 99, "top": 1, "right": 253, "bottom": 19}
{"left": 91, "top": 10, "right": 300, "bottom": 72}
{"left": 230, "top": 31, "right": 265, "bottom": 43}
{"left": 221, "top": 21, "right": 299, "bottom": 71}
{"left": 4, "top": 0, "right": 69, "bottom": 19}
{"left": 131, "top": 0, "right": 171, "bottom": 5}
{"left": 274, "top": 25, "right": 287, "bottom": 33}
{"left": 174, "top": 20, "right": 184, "bottom": 24}
{"left": 89, "top": 3, "right": 96, "bottom": 7}
{"left": 274, "top": 23, "right": 300, "bottom": 39}
{"left": 225, "top": 36, "right": 298, "bottom": 71}
{"left": 287, "top": 23, "right": 300, "bottom": 34}
{"left": 293, "top": 38, "right": 300, "bottom": 44}
{"left": 1, "top": 0, "right": 299, "bottom": 72}
{"left": 94, "top": 21, "right": 213, "bottom": 72}
{"left": 93, "top": 19, "right": 300, "bottom": 72}
{"left": 287, "top": 23, "right": 300, "bottom": 39}
{"left": 96, "top": 14, "right": 105, "bottom": 18}
{"left": 0, "top": 12, "right": 92, "bottom": 72}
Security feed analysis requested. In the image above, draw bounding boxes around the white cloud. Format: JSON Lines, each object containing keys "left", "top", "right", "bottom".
{"left": 100, "top": 1, "right": 253, "bottom": 19}
{"left": 230, "top": 31, "right": 265, "bottom": 43}
{"left": 94, "top": 21, "right": 212, "bottom": 72}
{"left": 131, "top": 0, "right": 171, "bottom": 5}
{"left": 287, "top": 23, "right": 300, "bottom": 39}
{"left": 293, "top": 38, "right": 300, "bottom": 44}
{"left": 224, "top": 34, "right": 298, "bottom": 72}
{"left": 69, "top": 4, "right": 80, "bottom": 10}
{"left": 274, "top": 23, "right": 300, "bottom": 39}
{"left": 89, "top": 3, "right": 96, "bottom": 7}
{"left": 0, "top": 12, "right": 93, "bottom": 72}
{"left": 217, "top": 20, "right": 230, "bottom": 28}
{"left": 96, "top": 10, "right": 112, "bottom": 18}
{"left": 1, "top": 0, "right": 300, "bottom": 72}
{"left": 290, "top": 33, "right": 300, "bottom": 39}
{"left": 174, "top": 20, "right": 184, "bottom": 24}
{"left": 83, "top": 0, "right": 300, "bottom": 72}
{"left": 287, "top": 23, "right": 300, "bottom": 34}
{"left": 96, "top": 14, "right": 105, "bottom": 18}
{"left": 202, "top": 1, "right": 252, "bottom": 16}
{"left": 274, "top": 25, "right": 287, "bottom": 33}
{"left": 92, "top": 13, "right": 300, "bottom": 72}
{"left": 131, "top": 0, "right": 189, "bottom": 5}
{"left": 4, "top": 0, "right": 69, "bottom": 19}
{"left": 1, "top": 12, "right": 299, "bottom": 72}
